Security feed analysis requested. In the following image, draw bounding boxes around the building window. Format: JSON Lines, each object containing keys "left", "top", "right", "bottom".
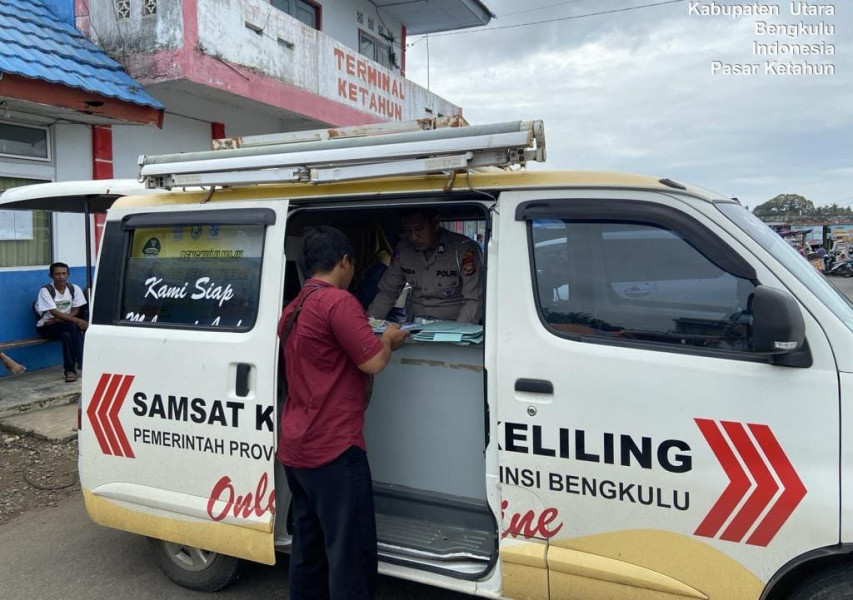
{"left": 115, "top": 0, "right": 131, "bottom": 20}
{"left": 142, "top": 0, "right": 157, "bottom": 16}
{"left": 0, "top": 177, "right": 51, "bottom": 268}
{"left": 0, "top": 122, "right": 49, "bottom": 161}
{"left": 359, "top": 31, "right": 391, "bottom": 69}
{"left": 271, "top": 0, "right": 320, "bottom": 30}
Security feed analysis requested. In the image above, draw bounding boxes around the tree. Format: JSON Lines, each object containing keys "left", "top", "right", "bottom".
{"left": 753, "top": 194, "right": 815, "bottom": 218}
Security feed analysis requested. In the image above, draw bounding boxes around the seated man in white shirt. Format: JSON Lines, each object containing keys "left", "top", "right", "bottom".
{"left": 35, "top": 262, "right": 88, "bottom": 382}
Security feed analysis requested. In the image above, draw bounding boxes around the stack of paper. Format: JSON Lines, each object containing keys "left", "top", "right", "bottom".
{"left": 411, "top": 322, "right": 484, "bottom": 345}
{"left": 369, "top": 317, "right": 423, "bottom": 334}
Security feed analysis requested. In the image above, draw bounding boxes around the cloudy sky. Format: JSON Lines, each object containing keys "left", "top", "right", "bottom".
{"left": 405, "top": 0, "right": 850, "bottom": 210}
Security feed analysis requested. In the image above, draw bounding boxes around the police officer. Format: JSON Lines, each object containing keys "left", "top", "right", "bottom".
{"left": 368, "top": 208, "right": 483, "bottom": 323}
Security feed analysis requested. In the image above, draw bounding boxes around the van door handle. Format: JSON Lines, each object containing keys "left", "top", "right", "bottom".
{"left": 236, "top": 363, "right": 251, "bottom": 397}
{"left": 515, "top": 378, "right": 553, "bottom": 394}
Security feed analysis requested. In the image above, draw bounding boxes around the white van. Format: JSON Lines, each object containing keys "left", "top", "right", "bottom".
{"left": 5, "top": 119, "right": 853, "bottom": 600}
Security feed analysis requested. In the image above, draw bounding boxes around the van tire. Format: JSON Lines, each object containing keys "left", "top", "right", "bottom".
{"left": 788, "top": 565, "right": 853, "bottom": 600}
{"left": 147, "top": 537, "right": 243, "bottom": 591}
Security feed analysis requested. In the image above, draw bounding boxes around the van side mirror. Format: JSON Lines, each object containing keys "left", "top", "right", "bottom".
{"left": 751, "top": 285, "right": 806, "bottom": 355}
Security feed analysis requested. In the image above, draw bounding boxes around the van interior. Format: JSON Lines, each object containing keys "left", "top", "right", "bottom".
{"left": 273, "top": 200, "right": 496, "bottom": 579}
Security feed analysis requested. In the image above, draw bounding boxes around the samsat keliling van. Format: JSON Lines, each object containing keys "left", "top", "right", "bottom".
{"left": 5, "top": 118, "right": 853, "bottom": 600}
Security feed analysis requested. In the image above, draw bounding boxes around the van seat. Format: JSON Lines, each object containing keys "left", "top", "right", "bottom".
{"left": 285, "top": 236, "right": 306, "bottom": 287}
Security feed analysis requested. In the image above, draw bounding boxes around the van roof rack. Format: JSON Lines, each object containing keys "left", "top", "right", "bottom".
{"left": 210, "top": 115, "right": 471, "bottom": 150}
{"left": 138, "top": 119, "right": 546, "bottom": 190}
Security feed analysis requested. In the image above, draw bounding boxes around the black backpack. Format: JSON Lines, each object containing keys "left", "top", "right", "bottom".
{"left": 33, "top": 284, "right": 82, "bottom": 324}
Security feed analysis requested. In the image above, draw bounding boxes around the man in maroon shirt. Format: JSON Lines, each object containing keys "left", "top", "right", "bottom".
{"left": 277, "top": 226, "right": 408, "bottom": 600}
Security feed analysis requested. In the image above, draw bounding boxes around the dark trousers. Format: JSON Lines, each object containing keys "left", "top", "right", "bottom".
{"left": 38, "top": 322, "right": 84, "bottom": 373}
{"left": 284, "top": 446, "right": 377, "bottom": 600}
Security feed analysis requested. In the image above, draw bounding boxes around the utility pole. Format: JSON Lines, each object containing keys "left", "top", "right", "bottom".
{"left": 426, "top": 35, "right": 430, "bottom": 90}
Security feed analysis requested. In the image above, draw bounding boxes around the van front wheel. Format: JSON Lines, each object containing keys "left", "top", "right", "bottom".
{"left": 789, "top": 565, "right": 853, "bottom": 600}
{"left": 148, "top": 538, "right": 243, "bottom": 591}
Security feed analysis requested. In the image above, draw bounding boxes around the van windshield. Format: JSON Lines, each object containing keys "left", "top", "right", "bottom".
{"left": 717, "top": 202, "right": 853, "bottom": 333}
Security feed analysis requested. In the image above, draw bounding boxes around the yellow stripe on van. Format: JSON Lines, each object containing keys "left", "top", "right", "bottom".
{"left": 113, "top": 171, "right": 721, "bottom": 210}
{"left": 500, "top": 538, "right": 549, "bottom": 600}
{"left": 83, "top": 488, "right": 275, "bottom": 565}
{"left": 548, "top": 530, "right": 763, "bottom": 600}
{"left": 547, "top": 546, "right": 707, "bottom": 599}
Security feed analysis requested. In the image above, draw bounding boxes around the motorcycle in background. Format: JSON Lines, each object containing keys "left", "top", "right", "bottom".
{"left": 826, "top": 255, "right": 853, "bottom": 277}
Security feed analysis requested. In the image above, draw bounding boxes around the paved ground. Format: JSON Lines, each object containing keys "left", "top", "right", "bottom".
{"left": 1, "top": 402, "right": 78, "bottom": 442}
{"left": 826, "top": 274, "right": 853, "bottom": 299}
{"left": 0, "top": 365, "right": 78, "bottom": 419}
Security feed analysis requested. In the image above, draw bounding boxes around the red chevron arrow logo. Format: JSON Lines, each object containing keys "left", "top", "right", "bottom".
{"left": 694, "top": 418, "right": 806, "bottom": 547}
{"left": 87, "top": 373, "right": 136, "bottom": 458}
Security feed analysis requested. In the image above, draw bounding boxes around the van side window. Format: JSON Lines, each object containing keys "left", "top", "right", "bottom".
{"left": 530, "top": 219, "right": 757, "bottom": 353}
{"left": 119, "top": 224, "right": 265, "bottom": 329}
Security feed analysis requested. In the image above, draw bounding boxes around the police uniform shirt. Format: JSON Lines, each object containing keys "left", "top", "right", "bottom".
{"left": 368, "top": 227, "right": 483, "bottom": 323}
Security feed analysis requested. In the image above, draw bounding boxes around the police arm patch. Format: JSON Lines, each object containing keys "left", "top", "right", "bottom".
{"left": 461, "top": 249, "right": 476, "bottom": 276}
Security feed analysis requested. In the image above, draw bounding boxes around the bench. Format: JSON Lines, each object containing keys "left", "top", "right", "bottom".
{"left": 0, "top": 337, "right": 51, "bottom": 352}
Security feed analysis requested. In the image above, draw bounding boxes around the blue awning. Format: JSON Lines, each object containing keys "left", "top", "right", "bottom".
{"left": 0, "top": 0, "right": 164, "bottom": 111}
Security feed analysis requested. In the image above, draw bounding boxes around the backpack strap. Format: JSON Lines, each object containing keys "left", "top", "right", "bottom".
{"left": 281, "top": 283, "right": 324, "bottom": 343}
{"left": 44, "top": 283, "right": 75, "bottom": 300}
